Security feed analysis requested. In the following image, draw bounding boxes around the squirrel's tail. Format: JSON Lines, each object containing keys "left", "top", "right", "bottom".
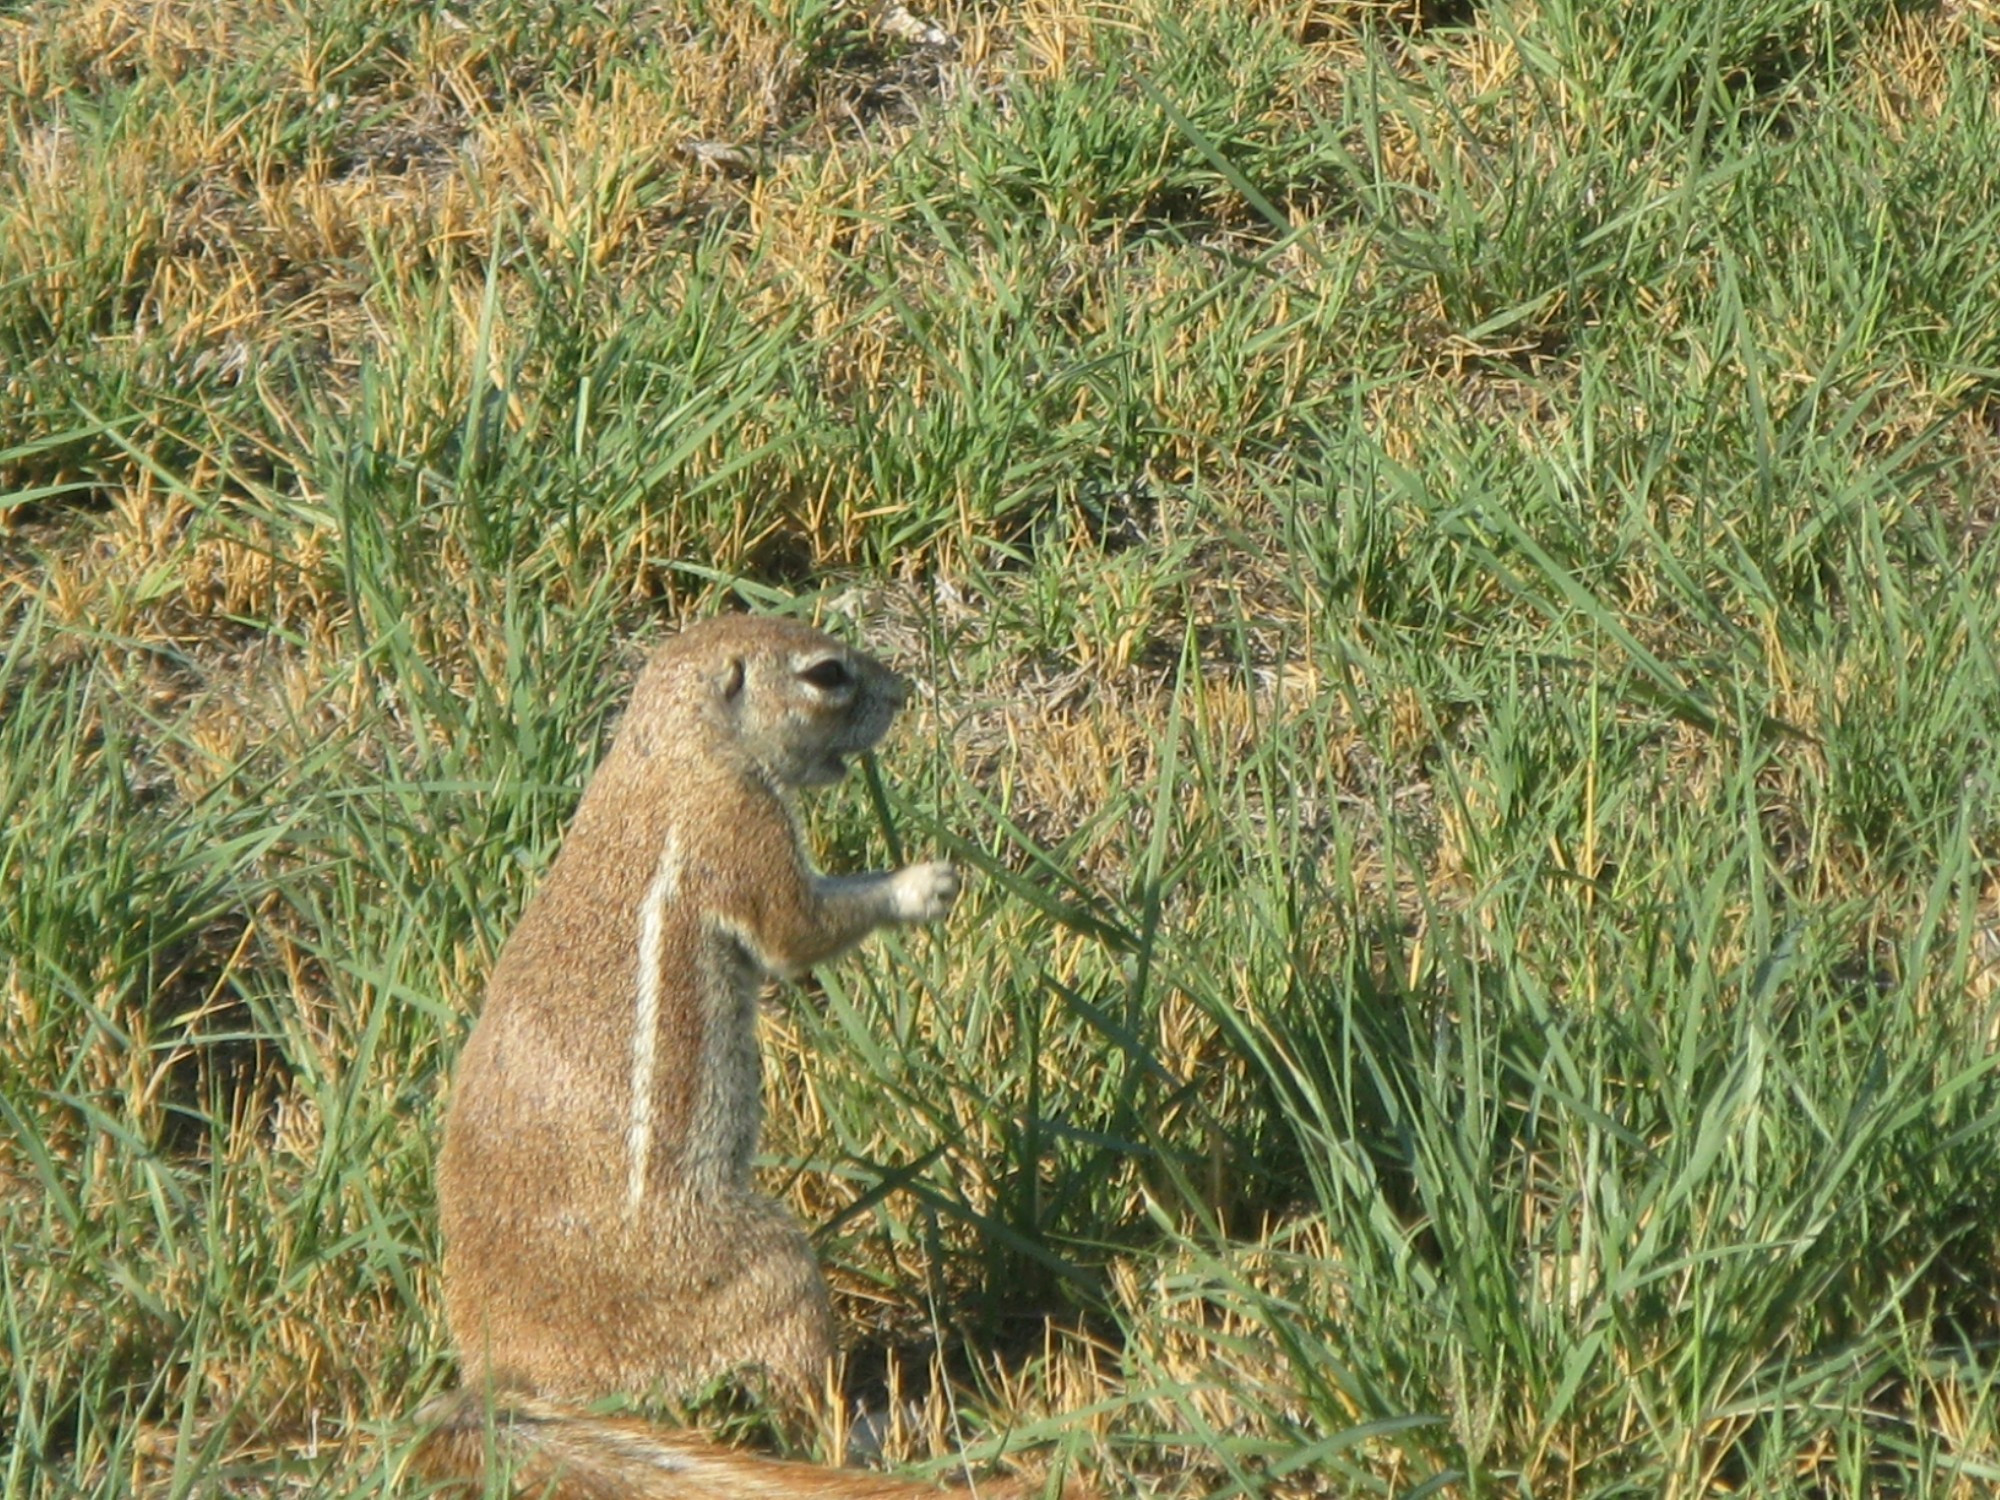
{"left": 409, "top": 1388, "right": 1031, "bottom": 1500}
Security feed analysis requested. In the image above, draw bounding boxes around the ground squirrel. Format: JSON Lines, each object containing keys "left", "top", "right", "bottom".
{"left": 417, "top": 614, "right": 975, "bottom": 1498}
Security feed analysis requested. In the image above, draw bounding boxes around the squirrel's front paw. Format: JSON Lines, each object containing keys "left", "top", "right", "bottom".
{"left": 893, "top": 861, "right": 961, "bottom": 923}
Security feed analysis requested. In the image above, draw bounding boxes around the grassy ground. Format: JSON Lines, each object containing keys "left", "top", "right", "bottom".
{"left": 7, "top": 0, "right": 2000, "bottom": 1494}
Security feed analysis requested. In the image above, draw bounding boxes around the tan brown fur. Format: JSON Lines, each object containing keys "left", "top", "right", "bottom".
{"left": 413, "top": 1390, "right": 1018, "bottom": 1499}
{"left": 427, "top": 614, "right": 968, "bottom": 1497}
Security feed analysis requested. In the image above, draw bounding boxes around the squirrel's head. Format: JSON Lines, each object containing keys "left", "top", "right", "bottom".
{"left": 624, "top": 615, "right": 912, "bottom": 789}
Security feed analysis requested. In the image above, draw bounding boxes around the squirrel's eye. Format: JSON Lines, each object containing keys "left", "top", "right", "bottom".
{"left": 799, "top": 658, "right": 853, "bottom": 692}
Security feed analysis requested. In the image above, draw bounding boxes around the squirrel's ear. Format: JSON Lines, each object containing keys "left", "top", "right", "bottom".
{"left": 718, "top": 656, "right": 746, "bottom": 702}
